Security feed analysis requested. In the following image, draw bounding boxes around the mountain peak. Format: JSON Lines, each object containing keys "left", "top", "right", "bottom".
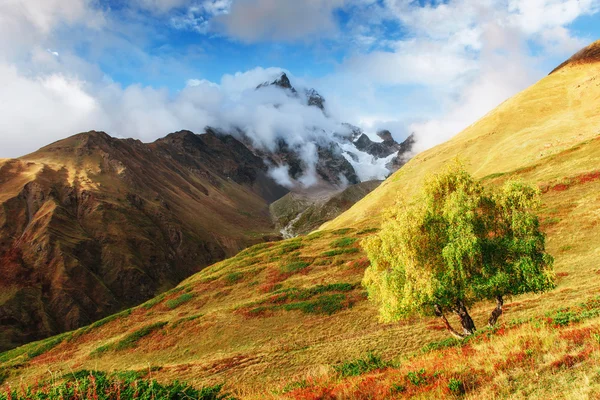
{"left": 550, "top": 40, "right": 600, "bottom": 74}
{"left": 272, "top": 73, "right": 293, "bottom": 89}
{"left": 257, "top": 72, "right": 296, "bottom": 93}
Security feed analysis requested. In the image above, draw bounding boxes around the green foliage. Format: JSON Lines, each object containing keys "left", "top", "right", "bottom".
{"left": 278, "top": 240, "right": 304, "bottom": 254}
{"left": 283, "top": 294, "right": 349, "bottom": 315}
{"left": 224, "top": 272, "right": 244, "bottom": 285}
{"left": 172, "top": 314, "right": 203, "bottom": 329}
{"left": 321, "top": 248, "right": 359, "bottom": 257}
{"left": 421, "top": 337, "right": 463, "bottom": 353}
{"left": 390, "top": 383, "right": 406, "bottom": 394}
{"left": 544, "top": 307, "right": 600, "bottom": 326}
{"left": 272, "top": 283, "right": 355, "bottom": 302}
{"left": 334, "top": 352, "right": 393, "bottom": 377}
{"left": 356, "top": 227, "right": 379, "bottom": 235}
{"left": 165, "top": 294, "right": 194, "bottom": 309}
{"left": 331, "top": 237, "right": 358, "bottom": 248}
{"left": 88, "top": 309, "right": 132, "bottom": 330}
{"left": 141, "top": 293, "right": 167, "bottom": 309}
{"left": 0, "top": 370, "right": 231, "bottom": 400}
{"left": 26, "top": 333, "right": 72, "bottom": 359}
{"left": 362, "top": 163, "right": 555, "bottom": 322}
{"left": 280, "top": 261, "right": 311, "bottom": 273}
{"left": 245, "top": 283, "right": 356, "bottom": 316}
{"left": 407, "top": 368, "right": 427, "bottom": 386}
{"left": 91, "top": 322, "right": 168, "bottom": 356}
{"left": 306, "top": 231, "right": 324, "bottom": 240}
{"left": 448, "top": 378, "right": 465, "bottom": 394}
{"left": 331, "top": 228, "right": 353, "bottom": 235}
{"left": 0, "top": 331, "right": 74, "bottom": 364}
{"left": 237, "top": 242, "right": 270, "bottom": 258}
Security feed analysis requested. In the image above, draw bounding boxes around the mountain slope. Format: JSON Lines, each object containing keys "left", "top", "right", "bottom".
{"left": 323, "top": 40, "right": 600, "bottom": 230}
{"left": 0, "top": 129, "right": 287, "bottom": 352}
{"left": 3, "top": 41, "right": 600, "bottom": 398}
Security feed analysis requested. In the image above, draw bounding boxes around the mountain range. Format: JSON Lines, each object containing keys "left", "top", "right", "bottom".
{"left": 0, "top": 75, "right": 413, "bottom": 352}
{"left": 4, "top": 40, "right": 600, "bottom": 399}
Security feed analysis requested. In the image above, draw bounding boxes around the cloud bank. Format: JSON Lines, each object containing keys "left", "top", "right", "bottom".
{"left": 0, "top": 0, "right": 598, "bottom": 178}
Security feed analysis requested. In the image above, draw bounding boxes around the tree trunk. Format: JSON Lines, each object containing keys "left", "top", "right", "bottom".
{"left": 453, "top": 300, "right": 476, "bottom": 336}
{"left": 488, "top": 295, "right": 504, "bottom": 327}
{"left": 434, "top": 304, "right": 465, "bottom": 339}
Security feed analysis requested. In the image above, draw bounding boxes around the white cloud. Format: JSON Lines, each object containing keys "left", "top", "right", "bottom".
{"left": 339, "top": 0, "right": 600, "bottom": 151}
{"left": 0, "top": 64, "right": 103, "bottom": 157}
{"left": 212, "top": 0, "right": 345, "bottom": 42}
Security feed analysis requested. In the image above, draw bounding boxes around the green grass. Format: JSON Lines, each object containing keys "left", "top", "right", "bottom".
{"left": 244, "top": 283, "right": 357, "bottom": 316}
{"left": 321, "top": 248, "right": 360, "bottom": 257}
{"left": 91, "top": 322, "right": 168, "bottom": 356}
{"left": 331, "top": 237, "right": 357, "bottom": 248}
{"left": 334, "top": 351, "right": 394, "bottom": 377}
{"left": 0, "top": 332, "right": 73, "bottom": 364}
{"left": 172, "top": 314, "right": 203, "bottom": 329}
{"left": 165, "top": 293, "right": 194, "bottom": 309}
{"left": 224, "top": 272, "right": 244, "bottom": 285}
{"left": 407, "top": 368, "right": 427, "bottom": 386}
{"left": 282, "top": 294, "right": 351, "bottom": 315}
{"left": 0, "top": 370, "right": 230, "bottom": 400}
{"left": 280, "top": 261, "right": 311, "bottom": 273}
{"left": 140, "top": 293, "right": 166, "bottom": 309}
{"left": 278, "top": 241, "right": 304, "bottom": 254}
{"left": 331, "top": 228, "right": 353, "bottom": 235}
{"left": 356, "top": 228, "right": 379, "bottom": 235}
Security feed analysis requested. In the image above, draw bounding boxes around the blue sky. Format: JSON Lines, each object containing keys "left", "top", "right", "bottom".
{"left": 0, "top": 0, "right": 599, "bottom": 157}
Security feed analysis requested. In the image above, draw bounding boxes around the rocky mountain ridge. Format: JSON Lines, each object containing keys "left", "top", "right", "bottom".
{"left": 0, "top": 129, "right": 287, "bottom": 352}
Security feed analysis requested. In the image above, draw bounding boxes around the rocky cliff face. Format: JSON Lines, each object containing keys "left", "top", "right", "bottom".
{"left": 0, "top": 130, "right": 287, "bottom": 351}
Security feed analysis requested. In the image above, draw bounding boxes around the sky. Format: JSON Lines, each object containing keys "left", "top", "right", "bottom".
{"left": 1, "top": 0, "right": 600, "bottom": 158}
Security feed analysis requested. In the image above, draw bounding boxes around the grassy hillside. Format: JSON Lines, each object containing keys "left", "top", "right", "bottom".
{"left": 2, "top": 42, "right": 600, "bottom": 399}
{"left": 322, "top": 41, "right": 600, "bottom": 231}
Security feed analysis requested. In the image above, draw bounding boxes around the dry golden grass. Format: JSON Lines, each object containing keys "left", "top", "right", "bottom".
{"left": 2, "top": 45, "right": 600, "bottom": 399}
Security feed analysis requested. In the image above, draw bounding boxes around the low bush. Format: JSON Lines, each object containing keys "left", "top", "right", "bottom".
{"left": 321, "top": 248, "right": 360, "bottom": 257}
{"left": 356, "top": 228, "right": 379, "bottom": 235}
{"left": 448, "top": 378, "right": 465, "bottom": 394}
{"left": 166, "top": 293, "right": 194, "bottom": 309}
{"left": 283, "top": 294, "right": 350, "bottom": 315}
{"left": 0, "top": 370, "right": 231, "bottom": 400}
{"left": 407, "top": 368, "right": 427, "bottom": 386}
{"left": 331, "top": 237, "right": 357, "bottom": 248}
{"left": 224, "top": 272, "right": 244, "bottom": 285}
{"left": 280, "top": 261, "right": 311, "bottom": 273}
{"left": 334, "top": 352, "right": 393, "bottom": 377}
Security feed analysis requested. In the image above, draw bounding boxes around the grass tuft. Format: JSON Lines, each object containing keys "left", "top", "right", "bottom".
{"left": 165, "top": 293, "right": 194, "bottom": 309}
{"left": 334, "top": 352, "right": 394, "bottom": 377}
{"left": 91, "top": 322, "right": 168, "bottom": 356}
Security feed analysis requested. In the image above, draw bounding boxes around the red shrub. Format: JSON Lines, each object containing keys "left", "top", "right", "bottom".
{"left": 559, "top": 327, "right": 594, "bottom": 346}
{"left": 551, "top": 348, "right": 592, "bottom": 369}
{"left": 576, "top": 171, "right": 600, "bottom": 184}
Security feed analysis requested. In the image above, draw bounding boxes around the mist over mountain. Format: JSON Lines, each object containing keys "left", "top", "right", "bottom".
{"left": 220, "top": 72, "right": 415, "bottom": 188}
